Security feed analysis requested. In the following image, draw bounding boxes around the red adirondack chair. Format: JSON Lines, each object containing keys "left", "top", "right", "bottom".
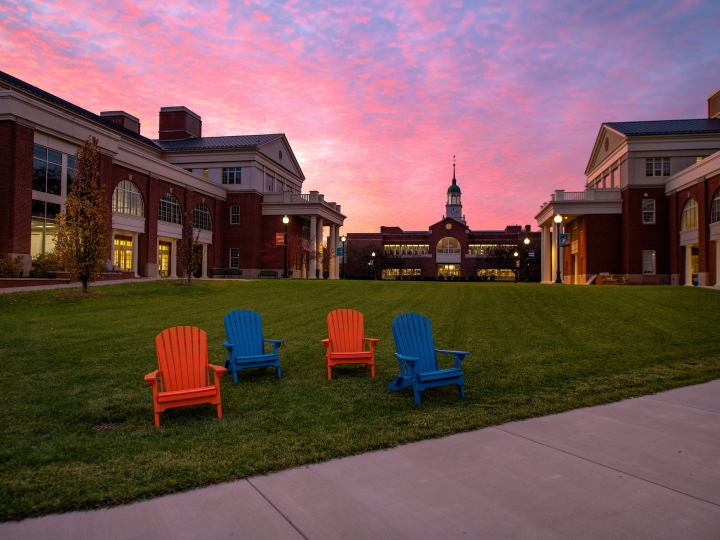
{"left": 321, "top": 309, "right": 379, "bottom": 380}
{"left": 144, "top": 326, "right": 226, "bottom": 427}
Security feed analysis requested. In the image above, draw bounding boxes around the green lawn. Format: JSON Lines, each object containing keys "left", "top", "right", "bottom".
{"left": 1, "top": 280, "right": 719, "bottom": 520}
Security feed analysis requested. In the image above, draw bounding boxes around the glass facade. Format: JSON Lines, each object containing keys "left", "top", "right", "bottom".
{"left": 112, "top": 180, "right": 144, "bottom": 216}
{"left": 30, "top": 199, "right": 61, "bottom": 256}
{"left": 468, "top": 244, "right": 515, "bottom": 255}
{"left": 476, "top": 268, "right": 515, "bottom": 279}
{"left": 66, "top": 155, "right": 77, "bottom": 195}
{"left": 437, "top": 264, "right": 460, "bottom": 277}
{"left": 382, "top": 268, "right": 421, "bottom": 278}
{"left": 384, "top": 244, "right": 429, "bottom": 256}
{"left": 32, "top": 145, "right": 62, "bottom": 195}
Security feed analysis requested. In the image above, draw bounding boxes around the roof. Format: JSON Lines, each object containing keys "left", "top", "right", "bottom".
{"left": 604, "top": 119, "right": 720, "bottom": 137}
{"left": 154, "top": 134, "right": 284, "bottom": 151}
{"left": 0, "top": 70, "right": 161, "bottom": 149}
{"left": 447, "top": 178, "right": 461, "bottom": 193}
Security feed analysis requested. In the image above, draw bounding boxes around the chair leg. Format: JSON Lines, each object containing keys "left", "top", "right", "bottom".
{"left": 370, "top": 364, "right": 375, "bottom": 377}
{"left": 217, "top": 403, "right": 223, "bottom": 419}
{"left": 327, "top": 365, "right": 332, "bottom": 380}
{"left": 459, "top": 384, "right": 465, "bottom": 398}
{"left": 154, "top": 412, "right": 160, "bottom": 427}
{"left": 413, "top": 388, "right": 421, "bottom": 405}
{"left": 232, "top": 370, "right": 238, "bottom": 384}
{"left": 276, "top": 365, "right": 282, "bottom": 378}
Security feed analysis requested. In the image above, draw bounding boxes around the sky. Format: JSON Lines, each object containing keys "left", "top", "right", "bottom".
{"left": 1, "top": 0, "right": 719, "bottom": 232}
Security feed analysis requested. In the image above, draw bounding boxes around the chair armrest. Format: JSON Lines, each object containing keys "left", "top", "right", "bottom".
{"left": 263, "top": 339, "right": 284, "bottom": 346}
{"left": 222, "top": 341, "right": 233, "bottom": 349}
{"left": 364, "top": 338, "right": 380, "bottom": 343}
{"left": 208, "top": 364, "right": 226, "bottom": 373}
{"left": 144, "top": 370, "right": 159, "bottom": 385}
{"left": 435, "top": 349, "right": 469, "bottom": 369}
{"left": 321, "top": 339, "right": 331, "bottom": 349}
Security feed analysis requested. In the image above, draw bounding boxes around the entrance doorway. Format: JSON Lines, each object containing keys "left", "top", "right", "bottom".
{"left": 158, "top": 241, "right": 171, "bottom": 277}
{"left": 437, "top": 264, "right": 460, "bottom": 277}
{"left": 114, "top": 235, "right": 133, "bottom": 271}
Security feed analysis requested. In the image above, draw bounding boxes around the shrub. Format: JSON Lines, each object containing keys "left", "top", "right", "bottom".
{"left": 0, "top": 254, "right": 23, "bottom": 278}
{"left": 30, "top": 251, "right": 63, "bottom": 277}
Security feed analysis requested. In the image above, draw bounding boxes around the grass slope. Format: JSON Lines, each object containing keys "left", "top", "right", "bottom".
{"left": 1, "top": 280, "right": 719, "bottom": 520}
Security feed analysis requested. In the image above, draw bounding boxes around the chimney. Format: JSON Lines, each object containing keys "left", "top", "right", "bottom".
{"left": 100, "top": 111, "right": 140, "bottom": 134}
{"left": 158, "top": 106, "right": 202, "bottom": 140}
{"left": 709, "top": 88, "right": 720, "bottom": 119}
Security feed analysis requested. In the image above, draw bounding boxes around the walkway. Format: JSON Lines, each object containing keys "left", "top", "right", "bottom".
{"left": 2, "top": 380, "right": 719, "bottom": 539}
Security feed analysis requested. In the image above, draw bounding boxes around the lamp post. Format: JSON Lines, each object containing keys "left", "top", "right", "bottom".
{"left": 513, "top": 251, "right": 519, "bottom": 283}
{"left": 554, "top": 214, "right": 563, "bottom": 284}
{"left": 524, "top": 237, "right": 530, "bottom": 282}
{"left": 341, "top": 235, "right": 346, "bottom": 278}
{"left": 371, "top": 251, "right": 376, "bottom": 280}
{"left": 282, "top": 215, "right": 289, "bottom": 278}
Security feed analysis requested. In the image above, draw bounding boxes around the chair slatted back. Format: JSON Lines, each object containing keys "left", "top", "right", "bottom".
{"left": 224, "top": 310, "right": 265, "bottom": 357}
{"left": 392, "top": 313, "right": 438, "bottom": 373}
{"left": 155, "top": 326, "right": 209, "bottom": 392}
{"left": 327, "top": 309, "right": 365, "bottom": 353}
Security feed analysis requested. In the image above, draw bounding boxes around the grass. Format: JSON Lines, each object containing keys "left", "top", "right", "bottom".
{"left": 1, "top": 280, "right": 719, "bottom": 521}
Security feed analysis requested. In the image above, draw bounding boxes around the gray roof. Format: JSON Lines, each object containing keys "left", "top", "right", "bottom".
{"left": 154, "top": 134, "right": 284, "bottom": 151}
{"left": 604, "top": 119, "right": 720, "bottom": 137}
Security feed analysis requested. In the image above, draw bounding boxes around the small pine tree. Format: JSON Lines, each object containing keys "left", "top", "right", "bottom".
{"left": 55, "top": 136, "right": 111, "bottom": 293}
{"left": 176, "top": 207, "right": 202, "bottom": 284}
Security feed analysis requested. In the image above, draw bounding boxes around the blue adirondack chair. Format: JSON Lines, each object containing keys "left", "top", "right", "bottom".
{"left": 388, "top": 313, "right": 469, "bottom": 405}
{"left": 223, "top": 310, "right": 284, "bottom": 383}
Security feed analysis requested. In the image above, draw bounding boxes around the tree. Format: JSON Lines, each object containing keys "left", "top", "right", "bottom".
{"left": 55, "top": 136, "right": 111, "bottom": 293}
{"left": 176, "top": 207, "right": 202, "bottom": 284}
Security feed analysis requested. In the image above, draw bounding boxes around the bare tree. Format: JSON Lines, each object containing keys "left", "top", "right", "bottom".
{"left": 54, "top": 136, "right": 111, "bottom": 293}
{"left": 176, "top": 207, "right": 202, "bottom": 284}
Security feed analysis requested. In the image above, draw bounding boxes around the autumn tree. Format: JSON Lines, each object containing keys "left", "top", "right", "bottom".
{"left": 55, "top": 136, "right": 111, "bottom": 293}
{"left": 176, "top": 207, "right": 202, "bottom": 284}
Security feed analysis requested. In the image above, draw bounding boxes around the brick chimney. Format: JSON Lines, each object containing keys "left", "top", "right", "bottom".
{"left": 709, "top": 87, "right": 720, "bottom": 119}
{"left": 158, "top": 106, "right": 202, "bottom": 140}
{"left": 100, "top": 111, "right": 140, "bottom": 134}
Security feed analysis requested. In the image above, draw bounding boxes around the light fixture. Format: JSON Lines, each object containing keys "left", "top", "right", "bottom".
{"left": 371, "top": 252, "right": 376, "bottom": 257}
{"left": 554, "top": 214, "right": 562, "bottom": 223}
{"left": 282, "top": 215, "right": 289, "bottom": 224}
{"left": 513, "top": 251, "right": 519, "bottom": 257}
{"left": 524, "top": 237, "right": 530, "bottom": 245}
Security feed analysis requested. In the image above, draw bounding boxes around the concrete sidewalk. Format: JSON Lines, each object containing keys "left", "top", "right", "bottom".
{"left": 2, "top": 381, "right": 719, "bottom": 539}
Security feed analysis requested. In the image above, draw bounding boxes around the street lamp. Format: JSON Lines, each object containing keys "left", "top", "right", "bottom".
{"left": 340, "top": 235, "right": 346, "bottom": 278}
{"left": 370, "top": 251, "right": 376, "bottom": 279}
{"left": 523, "top": 237, "right": 530, "bottom": 282}
{"left": 513, "top": 251, "right": 519, "bottom": 283}
{"left": 554, "top": 214, "right": 563, "bottom": 284}
{"left": 282, "top": 215, "right": 289, "bottom": 278}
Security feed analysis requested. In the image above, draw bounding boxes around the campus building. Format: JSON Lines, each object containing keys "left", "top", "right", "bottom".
{"left": 0, "top": 71, "right": 345, "bottom": 279}
{"left": 536, "top": 88, "right": 720, "bottom": 286}
{"left": 346, "top": 165, "right": 541, "bottom": 279}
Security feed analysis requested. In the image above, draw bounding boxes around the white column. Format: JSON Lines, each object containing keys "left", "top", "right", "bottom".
{"left": 309, "top": 216, "right": 317, "bottom": 279}
{"left": 316, "top": 218, "right": 324, "bottom": 279}
{"left": 201, "top": 244, "right": 208, "bottom": 279}
{"left": 110, "top": 231, "right": 116, "bottom": 269}
{"left": 329, "top": 224, "right": 337, "bottom": 279}
{"left": 574, "top": 254, "right": 579, "bottom": 285}
{"left": 131, "top": 233, "right": 139, "bottom": 277}
{"left": 335, "top": 227, "right": 341, "bottom": 279}
{"left": 685, "top": 245, "right": 694, "bottom": 286}
{"left": 170, "top": 239, "right": 177, "bottom": 278}
{"left": 551, "top": 224, "right": 557, "bottom": 283}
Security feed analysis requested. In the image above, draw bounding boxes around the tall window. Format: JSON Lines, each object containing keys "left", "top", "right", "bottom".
{"left": 230, "top": 206, "right": 240, "bottom": 224}
{"left": 32, "top": 145, "right": 62, "bottom": 195}
{"left": 158, "top": 193, "right": 182, "bottom": 224}
{"left": 31, "top": 199, "right": 61, "bottom": 256}
{"left": 222, "top": 167, "right": 241, "bottom": 185}
{"left": 711, "top": 189, "right": 720, "bottom": 224}
{"left": 643, "top": 250, "right": 656, "bottom": 274}
{"left": 276, "top": 180, "right": 284, "bottom": 192}
{"left": 646, "top": 158, "right": 670, "bottom": 177}
{"left": 642, "top": 199, "right": 655, "bottom": 224}
{"left": 112, "top": 180, "right": 144, "bottom": 216}
{"left": 229, "top": 248, "right": 239, "bottom": 269}
{"left": 437, "top": 237, "right": 460, "bottom": 253}
{"left": 266, "top": 175, "right": 274, "bottom": 192}
{"left": 66, "top": 155, "right": 77, "bottom": 195}
{"left": 193, "top": 203, "right": 212, "bottom": 231}
{"left": 681, "top": 198, "right": 698, "bottom": 231}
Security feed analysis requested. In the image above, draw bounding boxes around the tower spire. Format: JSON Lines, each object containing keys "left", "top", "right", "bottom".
{"left": 452, "top": 155, "right": 456, "bottom": 184}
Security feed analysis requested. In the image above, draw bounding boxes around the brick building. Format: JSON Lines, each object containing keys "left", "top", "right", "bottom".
{"left": 0, "top": 71, "right": 345, "bottom": 280}
{"left": 536, "top": 88, "right": 720, "bottom": 286}
{"left": 346, "top": 165, "right": 541, "bottom": 279}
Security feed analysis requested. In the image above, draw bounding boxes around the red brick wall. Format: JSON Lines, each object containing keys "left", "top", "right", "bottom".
{"left": 223, "top": 192, "right": 264, "bottom": 269}
{"left": 0, "top": 121, "right": 34, "bottom": 255}
{"left": 674, "top": 183, "right": 707, "bottom": 283}
{"left": 584, "top": 214, "right": 622, "bottom": 275}
{"left": 707, "top": 173, "right": 720, "bottom": 285}
{"left": 621, "top": 187, "right": 669, "bottom": 275}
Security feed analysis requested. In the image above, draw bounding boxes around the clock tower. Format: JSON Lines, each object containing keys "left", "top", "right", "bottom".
{"left": 445, "top": 157, "right": 464, "bottom": 224}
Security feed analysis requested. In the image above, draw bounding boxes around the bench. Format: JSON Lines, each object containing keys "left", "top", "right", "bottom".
{"left": 258, "top": 270, "right": 279, "bottom": 279}
{"left": 227, "top": 269, "right": 242, "bottom": 279}
{"left": 210, "top": 268, "right": 243, "bottom": 279}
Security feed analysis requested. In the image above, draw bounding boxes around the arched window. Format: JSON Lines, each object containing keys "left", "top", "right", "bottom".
{"left": 437, "top": 237, "right": 460, "bottom": 253}
{"left": 710, "top": 189, "right": 720, "bottom": 224}
{"left": 681, "top": 198, "right": 698, "bottom": 231}
{"left": 112, "top": 180, "right": 144, "bottom": 216}
{"left": 193, "top": 203, "right": 212, "bottom": 231}
{"left": 158, "top": 193, "right": 182, "bottom": 224}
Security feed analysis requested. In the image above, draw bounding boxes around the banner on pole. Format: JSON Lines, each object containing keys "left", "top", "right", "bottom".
{"left": 275, "top": 233, "right": 285, "bottom": 246}
{"left": 336, "top": 247, "right": 343, "bottom": 256}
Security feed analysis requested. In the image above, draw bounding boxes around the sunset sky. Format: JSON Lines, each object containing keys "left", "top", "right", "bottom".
{"left": 1, "top": 0, "right": 719, "bottom": 232}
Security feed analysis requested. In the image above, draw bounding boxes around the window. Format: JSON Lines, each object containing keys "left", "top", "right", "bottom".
{"left": 229, "top": 248, "right": 239, "bottom": 269}
{"left": 436, "top": 237, "right": 460, "bottom": 253}
{"left": 276, "top": 180, "right": 284, "bottom": 192}
{"left": 643, "top": 250, "right": 656, "bottom": 274}
{"left": 202, "top": 169, "right": 209, "bottom": 179}
{"left": 642, "top": 199, "right": 655, "bottom": 224}
{"left": 383, "top": 244, "right": 429, "bottom": 256}
{"left": 112, "top": 180, "right": 144, "bottom": 216}
{"left": 645, "top": 158, "right": 670, "bottom": 177}
{"left": 30, "top": 199, "right": 61, "bottom": 256}
{"left": 66, "top": 155, "right": 77, "bottom": 195}
{"left": 158, "top": 193, "right": 182, "bottom": 224}
{"left": 222, "top": 167, "right": 241, "bottom": 185}
{"left": 230, "top": 206, "right": 240, "bottom": 224}
{"left": 266, "top": 175, "right": 274, "bottom": 192}
{"left": 610, "top": 168, "right": 617, "bottom": 188}
{"left": 32, "top": 145, "right": 62, "bottom": 195}
{"left": 193, "top": 203, "right": 212, "bottom": 231}
{"left": 302, "top": 226, "right": 310, "bottom": 241}
{"left": 710, "top": 189, "right": 720, "bottom": 224}
{"left": 113, "top": 235, "right": 133, "bottom": 271}
{"left": 468, "top": 244, "right": 515, "bottom": 256}
{"left": 681, "top": 198, "right": 698, "bottom": 231}
{"left": 382, "top": 268, "right": 421, "bottom": 278}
